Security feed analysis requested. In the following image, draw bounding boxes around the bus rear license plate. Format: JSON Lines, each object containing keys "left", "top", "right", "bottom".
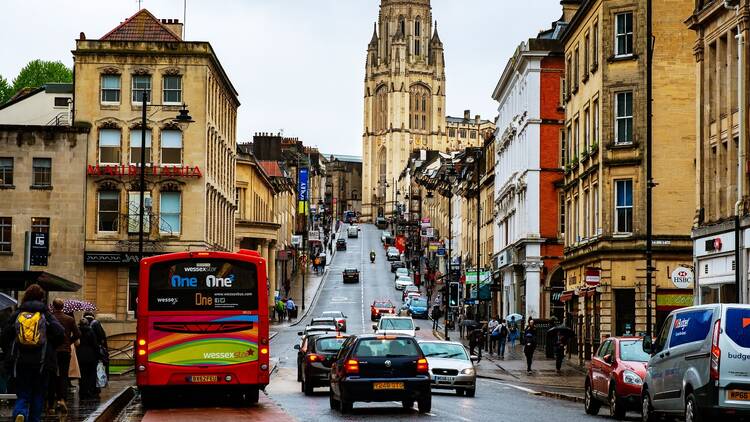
{"left": 190, "top": 376, "right": 218, "bottom": 383}
{"left": 373, "top": 382, "right": 404, "bottom": 390}
{"left": 729, "top": 390, "right": 750, "bottom": 401}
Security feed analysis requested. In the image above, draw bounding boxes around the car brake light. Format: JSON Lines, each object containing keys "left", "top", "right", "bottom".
{"left": 417, "top": 357, "right": 429, "bottom": 374}
{"left": 710, "top": 319, "right": 721, "bottom": 381}
{"left": 345, "top": 359, "right": 359, "bottom": 374}
{"left": 307, "top": 353, "right": 323, "bottom": 362}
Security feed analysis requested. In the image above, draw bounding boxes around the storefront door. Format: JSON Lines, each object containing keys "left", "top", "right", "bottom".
{"left": 614, "top": 288, "right": 635, "bottom": 336}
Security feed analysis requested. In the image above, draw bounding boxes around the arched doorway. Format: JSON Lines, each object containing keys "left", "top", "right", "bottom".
{"left": 547, "top": 266, "right": 565, "bottom": 323}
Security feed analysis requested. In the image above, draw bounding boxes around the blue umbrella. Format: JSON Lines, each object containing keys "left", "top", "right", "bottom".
{"left": 505, "top": 313, "right": 523, "bottom": 324}
{"left": 0, "top": 292, "right": 17, "bottom": 310}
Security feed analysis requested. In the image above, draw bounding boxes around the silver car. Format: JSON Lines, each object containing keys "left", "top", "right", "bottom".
{"left": 418, "top": 340, "right": 478, "bottom": 397}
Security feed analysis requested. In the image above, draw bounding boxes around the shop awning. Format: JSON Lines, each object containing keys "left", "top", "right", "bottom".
{"left": 0, "top": 271, "right": 81, "bottom": 292}
{"left": 560, "top": 291, "right": 574, "bottom": 302}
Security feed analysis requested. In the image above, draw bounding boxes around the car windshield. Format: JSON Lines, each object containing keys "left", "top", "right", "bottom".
{"left": 420, "top": 343, "right": 468, "bottom": 360}
{"left": 311, "top": 319, "right": 336, "bottom": 326}
{"left": 388, "top": 248, "right": 398, "bottom": 254}
{"left": 379, "top": 318, "right": 414, "bottom": 330}
{"left": 355, "top": 338, "right": 419, "bottom": 357}
{"left": 619, "top": 340, "right": 650, "bottom": 362}
{"left": 316, "top": 337, "right": 346, "bottom": 353}
{"left": 411, "top": 299, "right": 427, "bottom": 308}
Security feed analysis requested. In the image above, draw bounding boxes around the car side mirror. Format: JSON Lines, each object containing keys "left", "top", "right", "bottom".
{"left": 372, "top": 324, "right": 378, "bottom": 331}
{"left": 415, "top": 326, "right": 420, "bottom": 331}
{"left": 294, "top": 344, "right": 300, "bottom": 350}
{"left": 603, "top": 354, "right": 613, "bottom": 364}
{"left": 470, "top": 355, "right": 480, "bottom": 363}
{"left": 297, "top": 331, "right": 303, "bottom": 336}
{"left": 642, "top": 335, "right": 654, "bottom": 355}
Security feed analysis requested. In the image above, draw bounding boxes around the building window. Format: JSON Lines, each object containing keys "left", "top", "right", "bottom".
{"left": 584, "top": 33, "right": 590, "bottom": 78}
{"left": 559, "top": 192, "right": 565, "bottom": 236}
{"left": 592, "top": 22, "right": 599, "bottom": 67}
{"left": 566, "top": 125, "right": 572, "bottom": 163}
{"left": 101, "top": 75, "right": 121, "bottom": 103}
{"left": 31, "top": 217, "right": 49, "bottom": 234}
{"left": 162, "top": 75, "right": 182, "bottom": 104}
{"left": 54, "top": 97, "right": 69, "bottom": 107}
{"left": 470, "top": 130, "right": 477, "bottom": 139}
{"left": 593, "top": 183, "right": 599, "bottom": 234}
{"left": 0, "top": 157, "right": 13, "bottom": 186}
{"left": 99, "top": 129, "right": 121, "bottom": 164}
{"left": 584, "top": 108, "right": 590, "bottom": 152}
{"left": 573, "top": 118, "right": 579, "bottom": 159}
{"left": 583, "top": 189, "right": 589, "bottom": 238}
{"left": 615, "top": 91, "right": 633, "bottom": 144}
{"left": 128, "top": 191, "right": 151, "bottom": 234}
{"left": 592, "top": 99, "right": 599, "bottom": 145}
{"left": 574, "top": 196, "right": 579, "bottom": 242}
{"left": 566, "top": 56, "right": 572, "bottom": 96}
{"left": 32, "top": 158, "right": 51, "bottom": 187}
{"left": 560, "top": 78, "right": 566, "bottom": 105}
{"left": 128, "top": 266, "right": 138, "bottom": 313}
{"left": 0, "top": 217, "right": 10, "bottom": 252}
{"left": 160, "top": 130, "right": 182, "bottom": 165}
{"left": 560, "top": 129, "right": 566, "bottom": 167}
{"left": 160, "top": 191, "right": 181, "bottom": 234}
{"left": 574, "top": 46, "right": 579, "bottom": 85}
{"left": 615, "top": 180, "right": 633, "bottom": 233}
{"left": 415, "top": 19, "right": 421, "bottom": 37}
{"left": 459, "top": 129, "right": 466, "bottom": 138}
{"left": 98, "top": 191, "right": 119, "bottom": 233}
{"left": 615, "top": 12, "right": 633, "bottom": 57}
{"left": 130, "top": 129, "right": 152, "bottom": 165}
{"left": 449, "top": 128, "right": 456, "bottom": 137}
{"left": 132, "top": 75, "right": 152, "bottom": 103}
{"left": 414, "top": 40, "right": 421, "bottom": 56}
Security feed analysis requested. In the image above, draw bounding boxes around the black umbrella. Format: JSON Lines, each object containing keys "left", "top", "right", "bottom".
{"left": 0, "top": 292, "right": 17, "bottom": 310}
{"left": 547, "top": 325, "right": 575, "bottom": 338}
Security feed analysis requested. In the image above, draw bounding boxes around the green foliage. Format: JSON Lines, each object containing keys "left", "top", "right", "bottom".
{"left": 0, "top": 75, "right": 11, "bottom": 105}
{"left": 11, "top": 60, "right": 72, "bottom": 93}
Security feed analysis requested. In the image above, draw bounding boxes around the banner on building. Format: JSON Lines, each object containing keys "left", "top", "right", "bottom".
{"left": 298, "top": 168, "right": 309, "bottom": 201}
{"left": 465, "top": 270, "right": 491, "bottom": 286}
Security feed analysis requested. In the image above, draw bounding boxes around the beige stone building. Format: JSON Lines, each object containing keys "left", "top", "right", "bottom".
{"left": 362, "top": 0, "right": 448, "bottom": 221}
{"left": 326, "top": 154, "right": 363, "bottom": 219}
{"left": 73, "top": 9, "right": 239, "bottom": 336}
{"left": 0, "top": 125, "right": 89, "bottom": 292}
{"left": 560, "top": 0, "right": 696, "bottom": 359}
{"left": 687, "top": 0, "right": 750, "bottom": 305}
{"left": 445, "top": 110, "right": 495, "bottom": 151}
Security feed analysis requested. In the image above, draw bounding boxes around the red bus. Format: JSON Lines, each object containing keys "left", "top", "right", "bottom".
{"left": 135, "top": 250, "right": 270, "bottom": 407}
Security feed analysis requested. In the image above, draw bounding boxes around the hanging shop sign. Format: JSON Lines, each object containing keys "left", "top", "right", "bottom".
{"left": 671, "top": 266, "right": 694, "bottom": 289}
{"left": 87, "top": 164, "right": 202, "bottom": 178}
{"left": 585, "top": 267, "right": 601, "bottom": 286}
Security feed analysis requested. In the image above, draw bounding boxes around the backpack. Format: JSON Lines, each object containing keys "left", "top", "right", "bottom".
{"left": 500, "top": 325, "right": 509, "bottom": 338}
{"left": 15, "top": 311, "right": 47, "bottom": 348}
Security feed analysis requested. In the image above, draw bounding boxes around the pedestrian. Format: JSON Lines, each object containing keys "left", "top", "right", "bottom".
{"left": 286, "top": 297, "right": 296, "bottom": 321}
{"left": 554, "top": 333, "right": 567, "bottom": 373}
{"left": 284, "top": 278, "right": 291, "bottom": 298}
{"left": 431, "top": 305, "right": 441, "bottom": 330}
{"left": 523, "top": 321, "right": 537, "bottom": 374}
{"left": 457, "top": 313, "right": 465, "bottom": 339}
{"left": 83, "top": 311, "right": 108, "bottom": 378}
{"left": 76, "top": 318, "right": 101, "bottom": 400}
{"left": 1, "top": 284, "right": 64, "bottom": 422}
{"left": 48, "top": 298, "right": 80, "bottom": 413}
{"left": 468, "top": 327, "right": 484, "bottom": 360}
{"left": 487, "top": 317, "right": 499, "bottom": 354}
{"left": 497, "top": 319, "right": 508, "bottom": 359}
{"left": 508, "top": 317, "right": 519, "bottom": 349}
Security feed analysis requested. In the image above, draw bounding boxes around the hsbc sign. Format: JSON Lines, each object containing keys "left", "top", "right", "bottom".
{"left": 671, "top": 266, "right": 694, "bottom": 289}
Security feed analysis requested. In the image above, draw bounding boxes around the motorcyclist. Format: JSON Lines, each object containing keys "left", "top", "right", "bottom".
{"left": 370, "top": 250, "right": 376, "bottom": 262}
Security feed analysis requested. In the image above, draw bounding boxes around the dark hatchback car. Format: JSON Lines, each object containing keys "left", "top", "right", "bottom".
{"left": 329, "top": 334, "right": 431, "bottom": 414}
{"left": 390, "top": 261, "right": 406, "bottom": 273}
{"left": 336, "top": 238, "right": 347, "bottom": 251}
{"left": 343, "top": 268, "right": 360, "bottom": 283}
{"left": 295, "top": 334, "right": 349, "bottom": 395}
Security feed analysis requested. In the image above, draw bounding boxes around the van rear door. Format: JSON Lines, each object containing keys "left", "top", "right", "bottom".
{"left": 720, "top": 305, "right": 750, "bottom": 409}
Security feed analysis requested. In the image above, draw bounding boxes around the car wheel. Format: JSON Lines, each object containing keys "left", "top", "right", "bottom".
{"left": 455, "top": 389, "right": 464, "bottom": 396}
{"left": 297, "top": 364, "right": 302, "bottom": 382}
{"left": 341, "top": 399, "right": 353, "bottom": 413}
{"left": 686, "top": 393, "right": 703, "bottom": 422}
{"left": 417, "top": 395, "right": 432, "bottom": 413}
{"left": 329, "top": 391, "right": 339, "bottom": 410}
{"left": 402, "top": 400, "right": 414, "bottom": 409}
{"left": 609, "top": 384, "right": 625, "bottom": 420}
{"left": 465, "top": 388, "right": 476, "bottom": 398}
{"left": 303, "top": 380, "right": 314, "bottom": 396}
{"left": 642, "top": 392, "right": 656, "bottom": 422}
{"left": 584, "top": 381, "right": 600, "bottom": 415}
{"left": 140, "top": 390, "right": 157, "bottom": 409}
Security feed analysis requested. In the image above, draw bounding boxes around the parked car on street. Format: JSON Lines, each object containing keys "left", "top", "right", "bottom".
{"left": 321, "top": 311, "right": 348, "bottom": 332}
{"left": 375, "top": 216, "right": 388, "bottom": 229}
{"left": 373, "top": 316, "right": 419, "bottom": 337}
{"left": 336, "top": 238, "right": 347, "bottom": 251}
{"left": 386, "top": 247, "right": 401, "bottom": 261}
{"left": 418, "top": 340, "right": 478, "bottom": 397}
{"left": 395, "top": 276, "right": 414, "bottom": 290}
{"left": 296, "top": 333, "right": 348, "bottom": 395}
{"left": 343, "top": 268, "right": 360, "bottom": 283}
{"left": 584, "top": 336, "right": 649, "bottom": 419}
{"left": 390, "top": 261, "right": 406, "bottom": 273}
{"left": 402, "top": 285, "right": 420, "bottom": 301}
{"left": 371, "top": 300, "right": 396, "bottom": 321}
{"left": 395, "top": 267, "right": 410, "bottom": 280}
{"left": 406, "top": 297, "right": 429, "bottom": 319}
{"left": 381, "top": 231, "right": 392, "bottom": 243}
{"left": 329, "top": 334, "right": 432, "bottom": 413}
{"left": 641, "top": 304, "right": 750, "bottom": 421}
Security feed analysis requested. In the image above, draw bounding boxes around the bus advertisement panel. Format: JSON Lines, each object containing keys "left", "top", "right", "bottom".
{"left": 136, "top": 250, "right": 269, "bottom": 407}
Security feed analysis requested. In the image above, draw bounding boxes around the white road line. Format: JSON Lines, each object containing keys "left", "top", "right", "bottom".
{"left": 481, "top": 378, "right": 540, "bottom": 394}
{"left": 360, "top": 227, "right": 366, "bottom": 333}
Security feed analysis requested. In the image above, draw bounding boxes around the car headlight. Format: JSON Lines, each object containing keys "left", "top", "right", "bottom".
{"left": 460, "top": 367, "right": 475, "bottom": 376}
{"left": 622, "top": 370, "right": 643, "bottom": 385}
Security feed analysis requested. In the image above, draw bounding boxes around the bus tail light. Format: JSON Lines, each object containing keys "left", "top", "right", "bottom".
{"left": 137, "top": 339, "right": 147, "bottom": 357}
{"left": 260, "top": 347, "right": 269, "bottom": 356}
{"left": 710, "top": 319, "right": 721, "bottom": 381}
{"left": 345, "top": 359, "right": 359, "bottom": 374}
{"left": 416, "top": 358, "right": 429, "bottom": 374}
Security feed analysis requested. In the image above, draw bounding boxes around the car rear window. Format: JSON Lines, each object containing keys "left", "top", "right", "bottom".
{"left": 355, "top": 338, "right": 419, "bottom": 357}
{"left": 411, "top": 299, "right": 427, "bottom": 308}
{"left": 379, "top": 318, "right": 414, "bottom": 330}
{"left": 669, "top": 309, "right": 714, "bottom": 348}
{"left": 725, "top": 307, "right": 750, "bottom": 348}
{"left": 316, "top": 337, "right": 347, "bottom": 353}
{"left": 619, "top": 340, "right": 650, "bottom": 362}
{"left": 311, "top": 319, "right": 336, "bottom": 326}
{"left": 374, "top": 301, "right": 392, "bottom": 308}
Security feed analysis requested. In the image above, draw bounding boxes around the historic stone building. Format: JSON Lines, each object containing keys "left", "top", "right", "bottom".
{"left": 560, "top": 0, "right": 696, "bottom": 360}
{"left": 326, "top": 154, "right": 363, "bottom": 219}
{"left": 73, "top": 9, "right": 239, "bottom": 336}
{"left": 686, "top": 0, "right": 750, "bottom": 305}
{"left": 362, "top": 0, "right": 448, "bottom": 221}
{"left": 445, "top": 110, "right": 495, "bottom": 152}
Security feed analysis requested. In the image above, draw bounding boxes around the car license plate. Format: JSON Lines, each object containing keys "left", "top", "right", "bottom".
{"left": 434, "top": 376, "right": 454, "bottom": 384}
{"left": 190, "top": 375, "right": 218, "bottom": 383}
{"left": 373, "top": 382, "right": 404, "bottom": 390}
{"left": 729, "top": 390, "right": 750, "bottom": 401}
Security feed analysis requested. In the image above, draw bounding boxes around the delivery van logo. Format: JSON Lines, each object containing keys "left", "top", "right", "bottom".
{"left": 743, "top": 318, "right": 750, "bottom": 329}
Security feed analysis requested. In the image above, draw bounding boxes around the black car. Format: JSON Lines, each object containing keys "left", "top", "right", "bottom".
{"left": 295, "top": 334, "right": 349, "bottom": 395}
{"left": 329, "top": 334, "right": 431, "bottom": 414}
{"left": 390, "top": 261, "right": 406, "bottom": 272}
{"left": 336, "top": 238, "right": 347, "bottom": 251}
{"left": 343, "top": 268, "right": 360, "bottom": 283}
{"left": 375, "top": 217, "right": 388, "bottom": 229}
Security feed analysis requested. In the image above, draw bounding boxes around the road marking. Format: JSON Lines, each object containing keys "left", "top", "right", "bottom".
{"left": 481, "top": 378, "right": 539, "bottom": 394}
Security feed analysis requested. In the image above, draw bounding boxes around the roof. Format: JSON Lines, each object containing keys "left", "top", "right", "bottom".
{"left": 100, "top": 9, "right": 181, "bottom": 42}
{"left": 326, "top": 154, "right": 363, "bottom": 164}
{"left": 258, "top": 160, "right": 284, "bottom": 178}
{"left": 446, "top": 116, "right": 492, "bottom": 125}
{"left": 0, "top": 83, "right": 73, "bottom": 111}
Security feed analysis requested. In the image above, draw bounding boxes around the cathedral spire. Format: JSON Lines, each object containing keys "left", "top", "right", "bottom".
{"left": 369, "top": 23, "right": 378, "bottom": 47}
{"left": 431, "top": 21, "right": 442, "bottom": 45}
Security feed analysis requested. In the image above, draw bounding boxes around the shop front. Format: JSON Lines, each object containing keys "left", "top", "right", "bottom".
{"left": 694, "top": 230, "right": 737, "bottom": 304}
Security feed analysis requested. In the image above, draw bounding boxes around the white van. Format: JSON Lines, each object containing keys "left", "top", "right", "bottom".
{"left": 642, "top": 304, "right": 750, "bottom": 421}
{"left": 347, "top": 225, "right": 359, "bottom": 238}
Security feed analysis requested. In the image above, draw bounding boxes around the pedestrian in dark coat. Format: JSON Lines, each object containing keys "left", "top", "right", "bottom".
{"left": 49, "top": 298, "right": 80, "bottom": 412}
{"left": 1, "top": 284, "right": 64, "bottom": 422}
{"left": 523, "top": 321, "right": 537, "bottom": 374}
{"left": 76, "top": 319, "right": 101, "bottom": 399}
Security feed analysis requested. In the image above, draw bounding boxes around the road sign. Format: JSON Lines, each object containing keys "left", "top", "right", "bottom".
{"left": 30, "top": 232, "right": 48, "bottom": 266}
{"left": 436, "top": 247, "right": 446, "bottom": 256}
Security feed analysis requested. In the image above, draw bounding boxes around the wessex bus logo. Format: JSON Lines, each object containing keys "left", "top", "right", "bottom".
{"left": 170, "top": 274, "right": 235, "bottom": 288}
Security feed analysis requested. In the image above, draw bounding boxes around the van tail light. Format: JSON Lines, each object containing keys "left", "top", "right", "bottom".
{"left": 416, "top": 358, "right": 429, "bottom": 374}
{"left": 307, "top": 354, "right": 324, "bottom": 363}
{"left": 710, "top": 319, "right": 721, "bottom": 381}
{"left": 345, "top": 359, "right": 359, "bottom": 374}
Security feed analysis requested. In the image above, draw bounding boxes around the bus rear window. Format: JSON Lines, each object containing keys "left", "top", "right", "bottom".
{"left": 148, "top": 259, "right": 258, "bottom": 311}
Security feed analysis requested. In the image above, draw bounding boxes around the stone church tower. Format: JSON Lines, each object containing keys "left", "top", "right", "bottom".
{"left": 362, "top": 0, "right": 447, "bottom": 220}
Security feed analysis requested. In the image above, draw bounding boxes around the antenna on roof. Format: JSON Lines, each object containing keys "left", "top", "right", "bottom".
{"left": 183, "top": 0, "right": 187, "bottom": 38}
{"left": 137, "top": 0, "right": 143, "bottom": 10}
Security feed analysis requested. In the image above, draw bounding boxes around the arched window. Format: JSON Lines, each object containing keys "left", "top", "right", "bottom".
{"left": 415, "top": 19, "right": 421, "bottom": 37}
{"left": 399, "top": 18, "right": 405, "bottom": 35}
{"left": 375, "top": 85, "right": 388, "bottom": 132}
{"left": 409, "top": 84, "right": 431, "bottom": 132}
{"left": 377, "top": 148, "right": 387, "bottom": 197}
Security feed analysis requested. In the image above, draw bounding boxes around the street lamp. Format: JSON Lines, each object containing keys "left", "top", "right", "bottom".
{"left": 137, "top": 92, "right": 193, "bottom": 260}
{"left": 465, "top": 147, "right": 483, "bottom": 320}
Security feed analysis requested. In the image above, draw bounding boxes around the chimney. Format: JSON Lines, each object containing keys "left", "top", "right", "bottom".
{"left": 464, "top": 110, "right": 471, "bottom": 120}
{"left": 560, "top": 0, "right": 581, "bottom": 23}
{"left": 161, "top": 18, "right": 184, "bottom": 40}
{"left": 475, "top": 115, "right": 481, "bottom": 124}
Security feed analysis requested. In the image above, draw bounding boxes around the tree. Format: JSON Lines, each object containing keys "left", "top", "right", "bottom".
{"left": 11, "top": 60, "right": 72, "bottom": 93}
{"left": 0, "top": 75, "right": 11, "bottom": 105}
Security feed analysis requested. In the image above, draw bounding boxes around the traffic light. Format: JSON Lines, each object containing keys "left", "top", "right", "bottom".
{"left": 448, "top": 282, "right": 460, "bottom": 307}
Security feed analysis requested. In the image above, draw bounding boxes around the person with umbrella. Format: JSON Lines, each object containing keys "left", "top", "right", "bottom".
{"left": 547, "top": 325, "right": 574, "bottom": 373}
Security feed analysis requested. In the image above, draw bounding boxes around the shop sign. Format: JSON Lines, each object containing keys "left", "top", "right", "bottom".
{"left": 87, "top": 164, "right": 202, "bottom": 178}
{"left": 705, "top": 237, "right": 723, "bottom": 252}
{"left": 291, "top": 235, "right": 303, "bottom": 247}
{"left": 465, "top": 270, "right": 491, "bottom": 286}
{"left": 84, "top": 251, "right": 157, "bottom": 264}
{"left": 671, "top": 266, "right": 694, "bottom": 289}
{"left": 421, "top": 227, "right": 435, "bottom": 238}
{"left": 421, "top": 217, "right": 431, "bottom": 224}
{"left": 308, "top": 230, "right": 321, "bottom": 242}
{"left": 428, "top": 242, "right": 440, "bottom": 252}
{"left": 30, "top": 232, "right": 49, "bottom": 266}
{"left": 436, "top": 247, "right": 446, "bottom": 256}
{"left": 656, "top": 293, "right": 694, "bottom": 309}
{"left": 585, "top": 268, "right": 601, "bottom": 286}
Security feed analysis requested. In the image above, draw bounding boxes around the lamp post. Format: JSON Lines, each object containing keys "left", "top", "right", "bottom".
{"left": 444, "top": 166, "right": 457, "bottom": 341}
{"left": 137, "top": 91, "right": 193, "bottom": 260}
{"left": 466, "top": 147, "right": 482, "bottom": 319}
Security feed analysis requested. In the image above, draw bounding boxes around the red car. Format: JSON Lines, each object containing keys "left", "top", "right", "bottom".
{"left": 584, "top": 336, "right": 650, "bottom": 419}
{"left": 370, "top": 300, "right": 396, "bottom": 321}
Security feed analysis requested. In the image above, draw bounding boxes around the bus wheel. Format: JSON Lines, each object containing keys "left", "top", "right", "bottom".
{"left": 242, "top": 388, "right": 260, "bottom": 406}
{"left": 140, "top": 389, "right": 157, "bottom": 409}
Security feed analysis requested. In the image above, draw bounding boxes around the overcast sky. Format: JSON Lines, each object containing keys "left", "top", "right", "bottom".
{"left": 0, "top": 0, "right": 561, "bottom": 156}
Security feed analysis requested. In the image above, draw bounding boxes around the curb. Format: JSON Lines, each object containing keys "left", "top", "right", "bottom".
{"left": 538, "top": 390, "right": 585, "bottom": 403}
{"left": 83, "top": 386, "right": 136, "bottom": 422}
{"left": 289, "top": 266, "right": 330, "bottom": 327}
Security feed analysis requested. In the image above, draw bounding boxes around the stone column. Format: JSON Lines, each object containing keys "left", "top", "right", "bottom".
{"left": 523, "top": 260, "right": 543, "bottom": 321}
